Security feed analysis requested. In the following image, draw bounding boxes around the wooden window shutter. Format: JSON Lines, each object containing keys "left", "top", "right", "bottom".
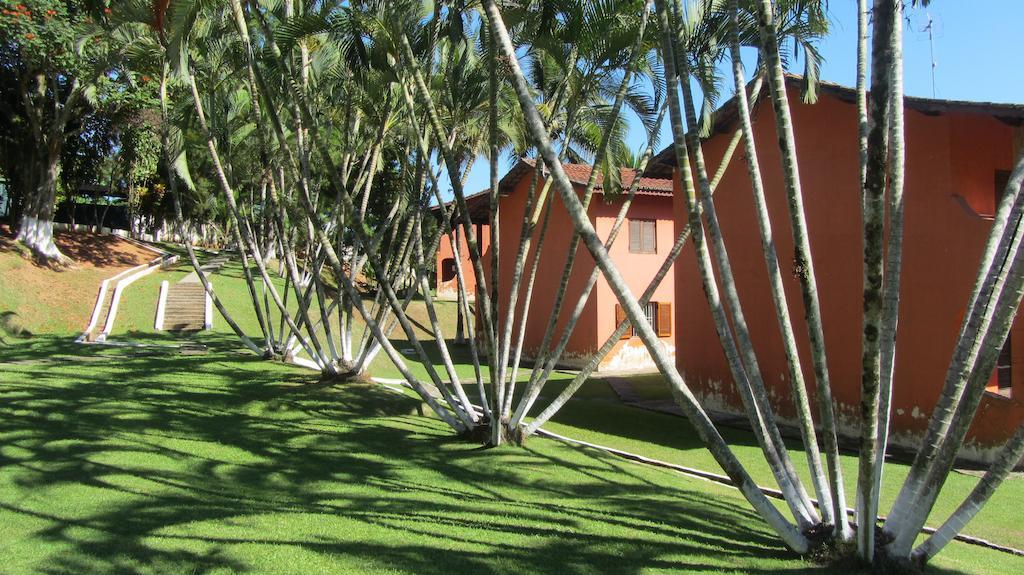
{"left": 629, "top": 220, "right": 641, "bottom": 253}
{"left": 629, "top": 220, "right": 656, "bottom": 253}
{"left": 656, "top": 302, "right": 672, "bottom": 337}
{"left": 615, "top": 304, "right": 632, "bottom": 339}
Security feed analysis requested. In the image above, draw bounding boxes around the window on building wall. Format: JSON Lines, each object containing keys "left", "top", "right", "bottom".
{"left": 441, "top": 258, "right": 457, "bottom": 282}
{"left": 615, "top": 302, "right": 671, "bottom": 339}
{"left": 643, "top": 302, "right": 658, "bottom": 331}
{"left": 997, "top": 334, "right": 1012, "bottom": 396}
{"left": 615, "top": 304, "right": 633, "bottom": 339}
{"left": 629, "top": 219, "right": 657, "bottom": 253}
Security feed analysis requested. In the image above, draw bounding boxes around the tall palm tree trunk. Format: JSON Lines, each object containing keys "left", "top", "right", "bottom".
{"left": 523, "top": 196, "right": 692, "bottom": 437}
{"left": 911, "top": 422, "right": 1024, "bottom": 563}
{"left": 231, "top": 0, "right": 475, "bottom": 430}
{"left": 522, "top": 87, "right": 760, "bottom": 437}
{"left": 676, "top": 56, "right": 819, "bottom": 533}
{"left": 158, "top": 61, "right": 260, "bottom": 355}
{"left": 186, "top": 67, "right": 319, "bottom": 366}
{"left": 887, "top": 199, "right": 1024, "bottom": 558}
{"left": 856, "top": 0, "right": 902, "bottom": 559}
{"left": 727, "top": 0, "right": 837, "bottom": 533}
{"left": 486, "top": 23, "right": 504, "bottom": 440}
{"left": 753, "top": 0, "right": 848, "bottom": 540}
{"left": 512, "top": 104, "right": 668, "bottom": 428}
{"left": 872, "top": 0, "right": 907, "bottom": 550}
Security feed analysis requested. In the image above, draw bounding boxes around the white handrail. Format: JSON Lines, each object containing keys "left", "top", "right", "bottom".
{"left": 78, "top": 261, "right": 158, "bottom": 342}
{"left": 204, "top": 282, "right": 213, "bottom": 329}
{"left": 155, "top": 280, "right": 169, "bottom": 330}
{"left": 97, "top": 255, "right": 179, "bottom": 341}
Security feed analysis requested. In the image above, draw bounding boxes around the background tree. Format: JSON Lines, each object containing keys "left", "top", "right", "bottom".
{"left": 0, "top": 1, "right": 130, "bottom": 260}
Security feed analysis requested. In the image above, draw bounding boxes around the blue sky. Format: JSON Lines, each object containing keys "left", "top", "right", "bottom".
{"left": 446, "top": 1, "right": 1022, "bottom": 200}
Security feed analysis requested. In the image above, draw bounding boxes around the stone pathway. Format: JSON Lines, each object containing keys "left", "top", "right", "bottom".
{"left": 607, "top": 374, "right": 836, "bottom": 441}
{"left": 604, "top": 375, "right": 645, "bottom": 404}
{"left": 181, "top": 254, "right": 230, "bottom": 283}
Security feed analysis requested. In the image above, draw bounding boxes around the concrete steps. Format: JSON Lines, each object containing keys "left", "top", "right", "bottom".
{"left": 156, "top": 254, "right": 230, "bottom": 332}
{"left": 163, "top": 283, "right": 208, "bottom": 331}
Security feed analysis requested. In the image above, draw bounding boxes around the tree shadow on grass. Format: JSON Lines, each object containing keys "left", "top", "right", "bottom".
{"left": 0, "top": 336, "right": 978, "bottom": 574}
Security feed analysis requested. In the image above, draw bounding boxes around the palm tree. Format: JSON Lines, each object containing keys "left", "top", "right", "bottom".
{"left": 855, "top": 0, "right": 905, "bottom": 560}
{"left": 482, "top": 0, "right": 813, "bottom": 552}
{"left": 120, "top": 3, "right": 1024, "bottom": 566}
{"left": 723, "top": 0, "right": 845, "bottom": 536}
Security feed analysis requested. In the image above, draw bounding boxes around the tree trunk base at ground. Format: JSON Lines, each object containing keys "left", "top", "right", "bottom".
{"left": 796, "top": 528, "right": 927, "bottom": 574}
{"left": 470, "top": 422, "right": 529, "bottom": 447}
{"left": 313, "top": 362, "right": 371, "bottom": 384}
{"left": 16, "top": 215, "right": 67, "bottom": 263}
{"left": 457, "top": 420, "right": 502, "bottom": 446}
{"left": 866, "top": 526, "right": 935, "bottom": 575}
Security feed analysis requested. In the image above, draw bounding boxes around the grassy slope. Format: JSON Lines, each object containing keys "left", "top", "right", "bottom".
{"left": 0, "top": 231, "right": 154, "bottom": 336}
{"left": 0, "top": 337, "right": 1018, "bottom": 574}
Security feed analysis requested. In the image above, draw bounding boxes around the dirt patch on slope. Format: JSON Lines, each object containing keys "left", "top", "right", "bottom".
{"left": 0, "top": 226, "right": 157, "bottom": 336}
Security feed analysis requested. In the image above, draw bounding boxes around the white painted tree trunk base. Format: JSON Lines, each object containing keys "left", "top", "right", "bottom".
{"left": 17, "top": 215, "right": 65, "bottom": 261}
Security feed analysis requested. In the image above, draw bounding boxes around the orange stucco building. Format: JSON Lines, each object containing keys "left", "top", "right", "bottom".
{"left": 659, "top": 78, "right": 1024, "bottom": 461}
{"left": 436, "top": 159, "right": 676, "bottom": 371}
{"left": 435, "top": 192, "right": 490, "bottom": 301}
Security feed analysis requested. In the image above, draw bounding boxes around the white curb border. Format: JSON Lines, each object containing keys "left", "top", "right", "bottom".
{"left": 155, "top": 280, "right": 169, "bottom": 330}
{"left": 97, "top": 255, "right": 179, "bottom": 341}
{"left": 204, "top": 283, "right": 214, "bottom": 330}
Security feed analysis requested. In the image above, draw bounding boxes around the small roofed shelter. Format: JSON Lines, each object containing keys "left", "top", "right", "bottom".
{"left": 55, "top": 184, "right": 131, "bottom": 231}
{"left": 660, "top": 75, "right": 1024, "bottom": 463}
{"left": 473, "top": 157, "right": 676, "bottom": 372}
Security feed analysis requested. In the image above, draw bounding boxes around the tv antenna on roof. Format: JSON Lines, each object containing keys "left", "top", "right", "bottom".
{"left": 924, "top": 13, "right": 936, "bottom": 97}
{"left": 910, "top": 10, "right": 942, "bottom": 97}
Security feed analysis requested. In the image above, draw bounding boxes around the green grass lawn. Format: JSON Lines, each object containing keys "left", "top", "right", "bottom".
{"left": 110, "top": 260, "right": 1024, "bottom": 551}
{"left": 10, "top": 255, "right": 1014, "bottom": 572}
{"left": 0, "top": 336, "right": 1020, "bottom": 574}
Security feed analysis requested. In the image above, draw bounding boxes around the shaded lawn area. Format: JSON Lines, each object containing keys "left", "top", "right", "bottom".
{"left": 536, "top": 374, "right": 1024, "bottom": 553}
{"left": 0, "top": 336, "right": 820, "bottom": 574}
{"left": 0, "top": 338, "right": 1019, "bottom": 574}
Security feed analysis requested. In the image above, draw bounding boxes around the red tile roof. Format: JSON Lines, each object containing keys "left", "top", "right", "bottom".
{"left": 427, "top": 189, "right": 491, "bottom": 224}
{"left": 518, "top": 158, "right": 674, "bottom": 196}
{"left": 430, "top": 158, "right": 674, "bottom": 224}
